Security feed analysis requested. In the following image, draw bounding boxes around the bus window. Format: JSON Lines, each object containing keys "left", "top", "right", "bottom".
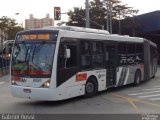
{"left": 136, "top": 44, "right": 143, "bottom": 54}
{"left": 80, "top": 41, "right": 91, "bottom": 68}
{"left": 58, "top": 44, "right": 77, "bottom": 68}
{"left": 127, "top": 43, "right": 135, "bottom": 55}
{"left": 58, "top": 45, "right": 65, "bottom": 68}
{"left": 118, "top": 43, "right": 126, "bottom": 55}
{"left": 136, "top": 44, "right": 144, "bottom": 63}
{"left": 118, "top": 43, "right": 127, "bottom": 65}
{"left": 127, "top": 43, "right": 136, "bottom": 65}
{"left": 92, "top": 41, "right": 103, "bottom": 68}
{"left": 66, "top": 45, "right": 77, "bottom": 68}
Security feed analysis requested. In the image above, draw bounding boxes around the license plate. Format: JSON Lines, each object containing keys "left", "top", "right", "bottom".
{"left": 23, "top": 88, "right": 31, "bottom": 93}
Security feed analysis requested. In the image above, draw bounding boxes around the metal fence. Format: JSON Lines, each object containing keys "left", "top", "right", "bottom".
{"left": 0, "top": 57, "right": 10, "bottom": 76}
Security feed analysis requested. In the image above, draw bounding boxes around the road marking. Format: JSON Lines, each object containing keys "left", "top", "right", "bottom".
{"left": 128, "top": 90, "right": 160, "bottom": 96}
{"left": 111, "top": 93, "right": 160, "bottom": 109}
{"left": 111, "top": 93, "right": 141, "bottom": 113}
{"left": 0, "top": 82, "right": 5, "bottom": 85}
{"left": 143, "top": 88, "right": 160, "bottom": 91}
{"left": 139, "top": 94, "right": 160, "bottom": 98}
{"left": 152, "top": 85, "right": 160, "bottom": 88}
{"left": 149, "top": 98, "right": 160, "bottom": 101}
{"left": 125, "top": 86, "right": 160, "bottom": 94}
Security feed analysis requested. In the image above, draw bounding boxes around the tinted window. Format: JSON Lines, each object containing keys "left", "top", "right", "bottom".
{"left": 118, "top": 43, "right": 126, "bottom": 54}
{"left": 136, "top": 44, "right": 143, "bottom": 53}
{"left": 80, "top": 41, "right": 91, "bottom": 68}
{"left": 127, "top": 43, "right": 135, "bottom": 54}
{"left": 92, "top": 42, "right": 103, "bottom": 54}
{"left": 12, "top": 42, "right": 55, "bottom": 76}
{"left": 58, "top": 38, "right": 78, "bottom": 68}
{"left": 118, "top": 43, "right": 127, "bottom": 65}
{"left": 92, "top": 41, "right": 103, "bottom": 68}
{"left": 66, "top": 45, "right": 77, "bottom": 68}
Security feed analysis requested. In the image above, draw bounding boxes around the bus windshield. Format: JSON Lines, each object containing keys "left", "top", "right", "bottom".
{"left": 11, "top": 42, "right": 56, "bottom": 77}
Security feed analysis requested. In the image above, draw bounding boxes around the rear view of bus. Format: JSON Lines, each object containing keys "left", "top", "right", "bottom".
{"left": 10, "top": 30, "right": 58, "bottom": 100}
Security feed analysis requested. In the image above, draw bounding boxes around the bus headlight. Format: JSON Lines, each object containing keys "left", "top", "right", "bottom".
{"left": 41, "top": 80, "right": 50, "bottom": 88}
{"left": 11, "top": 76, "right": 18, "bottom": 85}
{"left": 11, "top": 80, "right": 16, "bottom": 85}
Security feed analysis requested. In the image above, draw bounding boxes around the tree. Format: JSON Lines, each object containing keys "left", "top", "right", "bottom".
{"left": 89, "top": 0, "right": 106, "bottom": 29}
{"left": 67, "top": 7, "right": 86, "bottom": 27}
{"left": 8, "top": 26, "right": 24, "bottom": 40}
{"left": 0, "top": 16, "right": 24, "bottom": 39}
{"left": 66, "top": 0, "right": 139, "bottom": 35}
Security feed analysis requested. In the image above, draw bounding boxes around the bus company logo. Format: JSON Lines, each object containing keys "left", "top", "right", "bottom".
{"left": 76, "top": 73, "right": 87, "bottom": 82}
{"left": 120, "top": 55, "right": 142, "bottom": 64}
{"left": 98, "top": 74, "right": 105, "bottom": 79}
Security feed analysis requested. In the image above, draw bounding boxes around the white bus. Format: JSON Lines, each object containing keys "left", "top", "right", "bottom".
{"left": 10, "top": 26, "right": 157, "bottom": 101}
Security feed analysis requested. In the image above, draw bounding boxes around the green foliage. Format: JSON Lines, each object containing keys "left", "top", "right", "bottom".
{"left": 0, "top": 16, "right": 24, "bottom": 39}
{"left": 8, "top": 26, "right": 24, "bottom": 40}
{"left": 67, "top": 7, "right": 86, "bottom": 27}
{"left": 66, "top": 0, "right": 139, "bottom": 35}
{"left": 90, "top": 0, "right": 106, "bottom": 29}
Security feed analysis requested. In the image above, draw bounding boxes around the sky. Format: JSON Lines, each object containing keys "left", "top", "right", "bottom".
{"left": 0, "top": 0, "right": 159, "bottom": 26}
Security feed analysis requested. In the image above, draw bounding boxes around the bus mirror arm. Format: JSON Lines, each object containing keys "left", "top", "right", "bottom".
{"left": 64, "top": 49, "right": 71, "bottom": 59}
{"left": 63, "top": 45, "right": 71, "bottom": 69}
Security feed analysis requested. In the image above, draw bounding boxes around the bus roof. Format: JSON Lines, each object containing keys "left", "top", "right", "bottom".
{"left": 22, "top": 26, "right": 155, "bottom": 44}
{"left": 46, "top": 26, "right": 145, "bottom": 42}
{"left": 42, "top": 26, "right": 110, "bottom": 35}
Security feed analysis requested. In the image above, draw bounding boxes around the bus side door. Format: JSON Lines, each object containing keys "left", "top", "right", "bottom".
{"left": 105, "top": 44, "right": 116, "bottom": 87}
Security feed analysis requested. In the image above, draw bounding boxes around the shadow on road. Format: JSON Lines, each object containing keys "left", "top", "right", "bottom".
{"left": 15, "top": 96, "right": 86, "bottom": 107}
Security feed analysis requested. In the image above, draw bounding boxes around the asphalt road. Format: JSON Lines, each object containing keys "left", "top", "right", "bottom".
{"left": 0, "top": 69, "right": 160, "bottom": 115}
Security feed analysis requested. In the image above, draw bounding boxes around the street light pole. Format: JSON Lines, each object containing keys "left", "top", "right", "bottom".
{"left": 106, "top": 0, "right": 109, "bottom": 31}
{"left": 14, "top": 13, "right": 23, "bottom": 28}
{"left": 85, "top": 0, "right": 90, "bottom": 28}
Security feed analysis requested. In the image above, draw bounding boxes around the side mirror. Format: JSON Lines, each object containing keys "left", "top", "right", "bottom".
{"left": 64, "top": 49, "right": 71, "bottom": 59}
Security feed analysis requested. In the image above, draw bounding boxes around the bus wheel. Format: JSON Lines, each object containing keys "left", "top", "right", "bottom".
{"left": 134, "top": 70, "right": 141, "bottom": 86}
{"left": 85, "top": 77, "right": 98, "bottom": 98}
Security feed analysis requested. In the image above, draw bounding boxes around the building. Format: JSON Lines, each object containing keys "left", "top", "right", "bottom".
{"left": 135, "top": 11, "right": 160, "bottom": 33}
{"left": 25, "top": 14, "right": 54, "bottom": 30}
{"left": 134, "top": 10, "right": 160, "bottom": 64}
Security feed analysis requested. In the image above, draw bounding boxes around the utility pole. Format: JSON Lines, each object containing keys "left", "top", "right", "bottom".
{"left": 128, "top": 9, "right": 138, "bottom": 37}
{"left": 85, "top": 0, "right": 90, "bottom": 28}
{"left": 106, "top": 0, "right": 112, "bottom": 34}
{"left": 106, "top": 0, "right": 109, "bottom": 32}
{"left": 109, "top": 1, "right": 112, "bottom": 34}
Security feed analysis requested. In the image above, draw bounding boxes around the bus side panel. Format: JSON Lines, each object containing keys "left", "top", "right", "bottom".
{"left": 150, "top": 45, "right": 158, "bottom": 77}
{"left": 56, "top": 69, "right": 107, "bottom": 100}
{"left": 144, "top": 40, "right": 151, "bottom": 80}
{"left": 116, "top": 64, "right": 144, "bottom": 86}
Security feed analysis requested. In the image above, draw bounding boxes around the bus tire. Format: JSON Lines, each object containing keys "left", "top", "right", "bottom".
{"left": 85, "top": 77, "right": 98, "bottom": 98}
{"left": 134, "top": 70, "right": 141, "bottom": 86}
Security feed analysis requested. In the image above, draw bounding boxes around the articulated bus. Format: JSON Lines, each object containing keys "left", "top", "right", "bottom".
{"left": 10, "top": 26, "right": 157, "bottom": 101}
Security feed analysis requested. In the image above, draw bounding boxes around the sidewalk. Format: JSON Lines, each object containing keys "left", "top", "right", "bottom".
{"left": 0, "top": 74, "right": 10, "bottom": 82}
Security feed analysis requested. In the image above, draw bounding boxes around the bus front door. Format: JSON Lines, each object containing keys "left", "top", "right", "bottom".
{"left": 105, "top": 46, "right": 116, "bottom": 87}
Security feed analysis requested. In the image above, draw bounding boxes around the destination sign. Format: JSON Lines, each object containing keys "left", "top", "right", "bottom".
{"left": 19, "top": 34, "right": 50, "bottom": 40}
